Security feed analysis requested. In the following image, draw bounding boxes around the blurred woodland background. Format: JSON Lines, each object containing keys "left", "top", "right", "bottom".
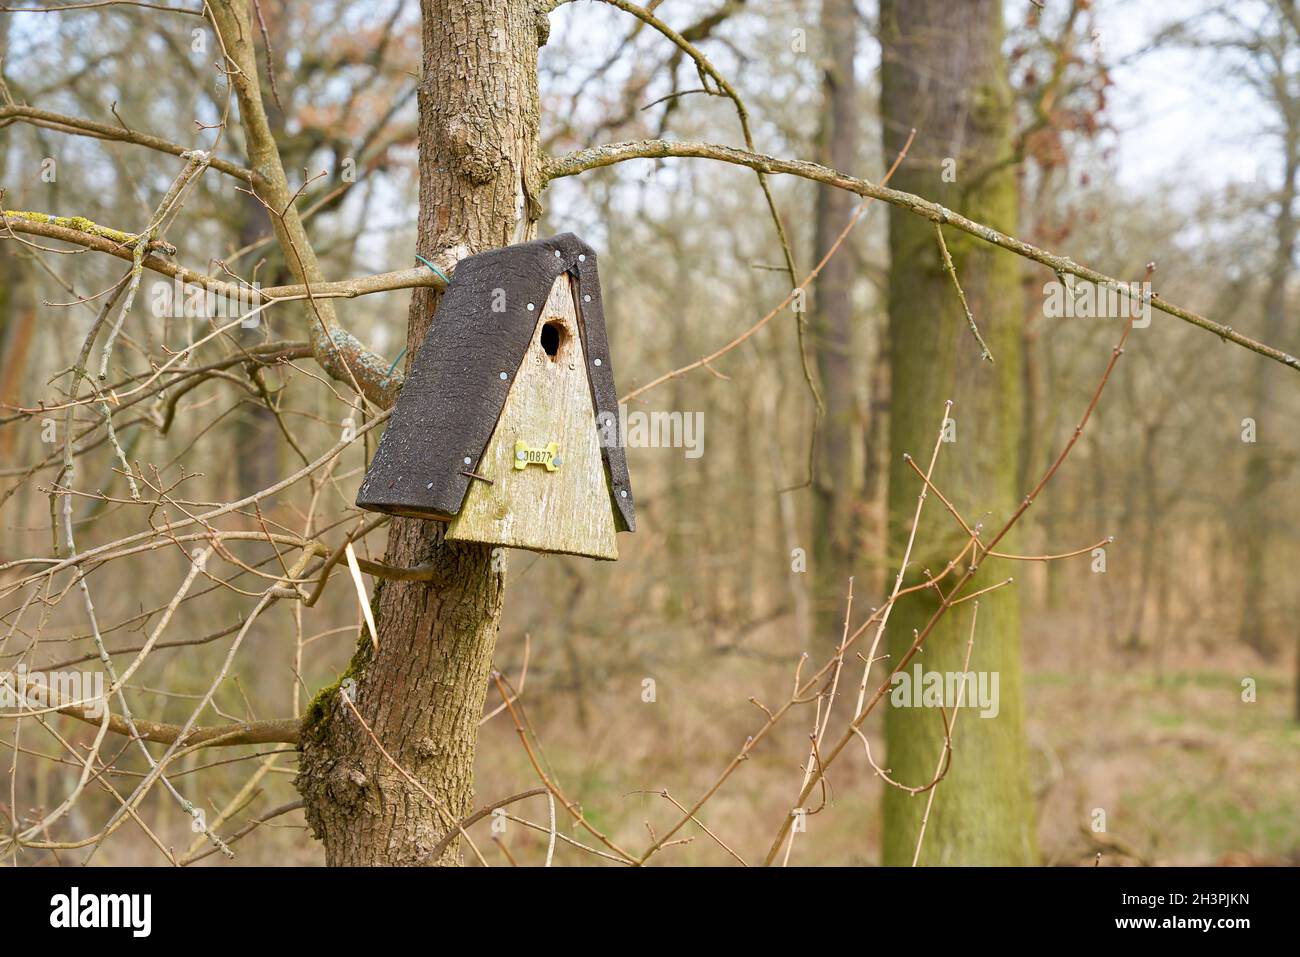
{"left": 0, "top": 0, "right": 1297, "bottom": 866}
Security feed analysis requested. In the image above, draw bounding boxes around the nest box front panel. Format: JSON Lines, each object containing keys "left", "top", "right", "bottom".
{"left": 446, "top": 273, "right": 618, "bottom": 560}
{"left": 355, "top": 233, "right": 635, "bottom": 559}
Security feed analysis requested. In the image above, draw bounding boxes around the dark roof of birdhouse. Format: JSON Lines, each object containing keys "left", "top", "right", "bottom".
{"left": 356, "top": 233, "right": 635, "bottom": 533}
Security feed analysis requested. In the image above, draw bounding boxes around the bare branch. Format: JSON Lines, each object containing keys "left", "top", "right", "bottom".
{"left": 50, "top": 702, "right": 300, "bottom": 748}
{"left": 0, "top": 105, "right": 252, "bottom": 181}
{"left": 545, "top": 139, "right": 1300, "bottom": 372}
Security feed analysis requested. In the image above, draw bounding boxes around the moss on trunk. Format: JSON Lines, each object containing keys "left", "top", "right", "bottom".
{"left": 879, "top": 0, "right": 1037, "bottom": 866}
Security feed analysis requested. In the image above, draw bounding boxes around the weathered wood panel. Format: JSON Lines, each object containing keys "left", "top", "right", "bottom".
{"left": 447, "top": 274, "right": 618, "bottom": 559}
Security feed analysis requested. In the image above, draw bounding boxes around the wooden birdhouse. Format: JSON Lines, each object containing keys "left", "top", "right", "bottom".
{"left": 356, "top": 234, "right": 635, "bottom": 560}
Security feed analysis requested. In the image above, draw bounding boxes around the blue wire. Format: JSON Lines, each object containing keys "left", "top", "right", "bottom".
{"left": 414, "top": 254, "right": 450, "bottom": 285}
{"left": 384, "top": 346, "right": 407, "bottom": 381}
{"left": 385, "top": 256, "right": 448, "bottom": 379}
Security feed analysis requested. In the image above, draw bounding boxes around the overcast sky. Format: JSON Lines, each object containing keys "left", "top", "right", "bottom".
{"left": 1099, "top": 0, "right": 1268, "bottom": 192}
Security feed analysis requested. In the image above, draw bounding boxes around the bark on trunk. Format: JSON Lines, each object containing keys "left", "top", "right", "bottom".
{"left": 297, "top": 0, "right": 547, "bottom": 866}
{"left": 879, "top": 0, "right": 1037, "bottom": 865}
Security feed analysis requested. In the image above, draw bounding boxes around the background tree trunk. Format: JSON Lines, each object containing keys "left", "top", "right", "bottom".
{"left": 879, "top": 0, "right": 1037, "bottom": 865}
{"left": 233, "top": 188, "right": 285, "bottom": 498}
{"left": 296, "top": 0, "right": 546, "bottom": 866}
{"left": 1238, "top": 125, "right": 1298, "bottom": 661}
{"left": 811, "top": 0, "right": 861, "bottom": 648}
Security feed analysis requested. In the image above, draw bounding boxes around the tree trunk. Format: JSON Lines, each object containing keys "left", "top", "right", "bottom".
{"left": 1238, "top": 130, "right": 1297, "bottom": 661}
{"left": 0, "top": 11, "right": 34, "bottom": 477}
{"left": 296, "top": 0, "right": 546, "bottom": 866}
{"left": 879, "top": 0, "right": 1036, "bottom": 865}
{"left": 234, "top": 190, "right": 284, "bottom": 499}
{"left": 811, "top": 0, "right": 861, "bottom": 647}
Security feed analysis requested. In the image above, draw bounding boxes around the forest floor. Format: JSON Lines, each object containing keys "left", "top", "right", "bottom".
{"left": 465, "top": 614, "right": 1300, "bottom": 867}
{"left": 122, "top": 607, "right": 1296, "bottom": 867}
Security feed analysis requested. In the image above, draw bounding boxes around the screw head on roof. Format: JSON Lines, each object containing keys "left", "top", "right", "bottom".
{"left": 463, "top": 456, "right": 471, "bottom": 465}
{"left": 583, "top": 295, "right": 591, "bottom": 302}
{"left": 499, "top": 372, "right": 508, "bottom": 380}
{"left": 527, "top": 303, "right": 535, "bottom": 311}
{"left": 578, "top": 254, "right": 586, "bottom": 262}
{"left": 594, "top": 358, "right": 602, "bottom": 366}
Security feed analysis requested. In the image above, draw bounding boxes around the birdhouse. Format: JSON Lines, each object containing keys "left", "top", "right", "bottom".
{"left": 356, "top": 233, "right": 635, "bottom": 560}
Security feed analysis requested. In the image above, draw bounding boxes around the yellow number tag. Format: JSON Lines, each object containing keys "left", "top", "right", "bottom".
{"left": 513, "top": 440, "right": 561, "bottom": 472}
